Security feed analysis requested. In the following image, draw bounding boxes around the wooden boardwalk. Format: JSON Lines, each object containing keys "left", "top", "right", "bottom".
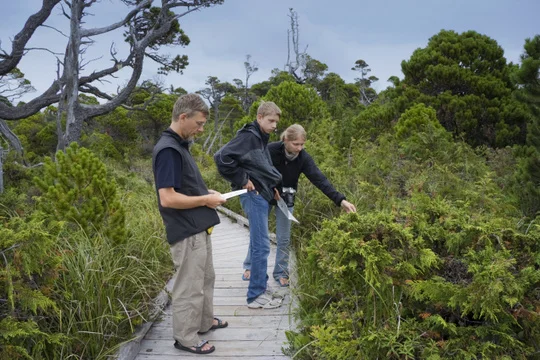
{"left": 133, "top": 212, "right": 295, "bottom": 359}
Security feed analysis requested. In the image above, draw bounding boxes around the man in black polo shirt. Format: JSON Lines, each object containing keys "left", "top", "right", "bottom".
{"left": 152, "top": 93, "right": 227, "bottom": 355}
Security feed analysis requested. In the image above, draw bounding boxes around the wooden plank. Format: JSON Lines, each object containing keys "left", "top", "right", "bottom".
{"left": 137, "top": 355, "right": 289, "bottom": 360}
{"left": 162, "top": 305, "right": 292, "bottom": 317}
{"left": 146, "top": 327, "right": 287, "bottom": 341}
{"left": 152, "top": 315, "right": 294, "bottom": 330}
{"left": 138, "top": 339, "right": 288, "bottom": 356}
{"left": 132, "top": 211, "right": 294, "bottom": 360}
{"left": 214, "top": 274, "right": 282, "bottom": 282}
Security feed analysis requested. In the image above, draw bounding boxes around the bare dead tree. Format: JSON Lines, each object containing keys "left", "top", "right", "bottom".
{"left": 54, "top": 59, "right": 66, "bottom": 152}
{"left": 0, "top": 121, "right": 24, "bottom": 158}
{"left": 0, "top": 120, "right": 26, "bottom": 193}
{"left": 0, "top": 0, "right": 224, "bottom": 150}
{"left": 0, "top": 0, "right": 61, "bottom": 75}
{"left": 197, "top": 76, "right": 235, "bottom": 147}
{"left": 203, "top": 107, "right": 234, "bottom": 154}
{"left": 285, "top": 8, "right": 308, "bottom": 83}
{"left": 242, "top": 54, "right": 258, "bottom": 112}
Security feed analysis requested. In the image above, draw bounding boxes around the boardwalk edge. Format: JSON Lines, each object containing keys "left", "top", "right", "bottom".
{"left": 115, "top": 288, "right": 169, "bottom": 360}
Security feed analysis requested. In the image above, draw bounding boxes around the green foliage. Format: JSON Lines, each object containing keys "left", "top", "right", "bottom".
{"left": 513, "top": 35, "right": 540, "bottom": 119}
{"left": 512, "top": 35, "right": 540, "bottom": 218}
{"left": 2, "top": 152, "right": 172, "bottom": 359}
{"left": 12, "top": 109, "right": 57, "bottom": 161}
{"left": 250, "top": 69, "right": 296, "bottom": 98}
{"left": 303, "top": 55, "right": 329, "bottom": 88}
{"left": 395, "top": 104, "right": 453, "bottom": 161}
{"left": 0, "top": 211, "right": 65, "bottom": 359}
{"left": 216, "top": 94, "right": 246, "bottom": 144}
{"left": 127, "top": 6, "right": 191, "bottom": 74}
{"left": 349, "top": 102, "right": 395, "bottom": 143}
{"left": 260, "top": 81, "right": 330, "bottom": 133}
{"left": 81, "top": 132, "right": 123, "bottom": 160}
{"left": 293, "top": 206, "right": 540, "bottom": 359}
{"left": 0, "top": 68, "right": 34, "bottom": 105}
{"left": 285, "top": 93, "right": 537, "bottom": 358}
{"left": 400, "top": 30, "right": 528, "bottom": 147}
{"left": 318, "top": 72, "right": 361, "bottom": 115}
{"left": 513, "top": 145, "right": 540, "bottom": 218}
{"left": 34, "top": 143, "right": 126, "bottom": 243}
{"left": 44, "top": 157, "right": 171, "bottom": 359}
{"left": 84, "top": 106, "right": 140, "bottom": 160}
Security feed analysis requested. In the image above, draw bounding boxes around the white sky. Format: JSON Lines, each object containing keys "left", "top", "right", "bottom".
{"left": 1, "top": 0, "right": 539, "bottom": 102}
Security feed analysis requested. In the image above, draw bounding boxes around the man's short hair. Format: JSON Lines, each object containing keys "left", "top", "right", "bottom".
{"left": 257, "top": 101, "right": 281, "bottom": 118}
{"left": 172, "top": 93, "right": 209, "bottom": 122}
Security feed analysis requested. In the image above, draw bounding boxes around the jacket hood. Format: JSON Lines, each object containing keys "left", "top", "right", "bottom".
{"left": 239, "top": 120, "right": 269, "bottom": 144}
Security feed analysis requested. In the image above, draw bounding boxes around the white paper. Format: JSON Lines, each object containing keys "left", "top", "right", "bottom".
{"left": 276, "top": 197, "right": 300, "bottom": 224}
{"left": 221, "top": 189, "right": 248, "bottom": 200}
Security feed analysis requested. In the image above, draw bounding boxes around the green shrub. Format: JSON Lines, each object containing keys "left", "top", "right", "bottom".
{"left": 0, "top": 212, "right": 65, "bottom": 359}
{"left": 290, "top": 207, "right": 540, "bottom": 359}
{"left": 34, "top": 143, "right": 126, "bottom": 244}
{"left": 1, "top": 148, "right": 173, "bottom": 359}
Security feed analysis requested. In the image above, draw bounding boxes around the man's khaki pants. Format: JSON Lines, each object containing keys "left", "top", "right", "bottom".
{"left": 170, "top": 231, "right": 215, "bottom": 346}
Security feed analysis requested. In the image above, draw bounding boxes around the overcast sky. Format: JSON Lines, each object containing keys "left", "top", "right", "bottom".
{"left": 1, "top": 0, "right": 539, "bottom": 103}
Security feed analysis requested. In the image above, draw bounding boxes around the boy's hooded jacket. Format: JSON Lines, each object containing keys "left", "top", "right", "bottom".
{"left": 214, "top": 121, "right": 282, "bottom": 202}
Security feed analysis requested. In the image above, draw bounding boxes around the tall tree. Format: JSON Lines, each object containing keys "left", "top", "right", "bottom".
{"left": 0, "top": 0, "right": 223, "bottom": 150}
{"left": 513, "top": 35, "right": 540, "bottom": 217}
{"left": 352, "top": 59, "right": 378, "bottom": 105}
{"left": 285, "top": 8, "right": 306, "bottom": 82}
{"left": 400, "top": 30, "right": 528, "bottom": 147}
{"left": 242, "top": 54, "right": 258, "bottom": 112}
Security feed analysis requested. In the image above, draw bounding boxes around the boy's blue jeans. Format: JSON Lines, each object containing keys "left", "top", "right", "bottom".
{"left": 243, "top": 203, "right": 293, "bottom": 282}
{"left": 240, "top": 191, "right": 270, "bottom": 303}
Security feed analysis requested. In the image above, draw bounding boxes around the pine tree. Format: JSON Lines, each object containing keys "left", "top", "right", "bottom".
{"left": 513, "top": 35, "right": 540, "bottom": 218}
{"left": 34, "top": 143, "right": 126, "bottom": 243}
{"left": 401, "top": 30, "right": 529, "bottom": 147}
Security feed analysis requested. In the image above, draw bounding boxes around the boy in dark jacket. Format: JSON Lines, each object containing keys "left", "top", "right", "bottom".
{"left": 243, "top": 124, "right": 356, "bottom": 287}
{"left": 214, "top": 101, "right": 283, "bottom": 309}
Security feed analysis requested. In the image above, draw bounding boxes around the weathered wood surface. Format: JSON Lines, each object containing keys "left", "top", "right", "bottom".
{"left": 134, "top": 212, "right": 295, "bottom": 359}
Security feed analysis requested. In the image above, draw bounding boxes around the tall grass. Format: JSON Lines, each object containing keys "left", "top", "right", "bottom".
{"left": 45, "top": 164, "right": 173, "bottom": 359}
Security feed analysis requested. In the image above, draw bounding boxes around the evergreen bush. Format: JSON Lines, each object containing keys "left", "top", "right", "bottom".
{"left": 34, "top": 143, "right": 127, "bottom": 244}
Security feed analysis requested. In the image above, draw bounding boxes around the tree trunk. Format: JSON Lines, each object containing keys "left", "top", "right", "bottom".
{"left": 0, "top": 148, "right": 4, "bottom": 194}
{"left": 0, "top": 120, "right": 24, "bottom": 157}
{"left": 0, "top": 120, "right": 23, "bottom": 193}
{"left": 62, "top": 0, "right": 83, "bottom": 149}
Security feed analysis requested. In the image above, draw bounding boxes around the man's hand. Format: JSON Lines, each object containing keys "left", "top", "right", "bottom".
{"left": 341, "top": 200, "right": 356, "bottom": 213}
{"left": 243, "top": 179, "right": 256, "bottom": 191}
{"left": 205, "top": 193, "right": 226, "bottom": 209}
{"left": 273, "top": 188, "right": 281, "bottom": 201}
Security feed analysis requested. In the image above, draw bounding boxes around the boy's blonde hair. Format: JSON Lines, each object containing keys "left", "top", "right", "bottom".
{"left": 280, "top": 124, "right": 307, "bottom": 142}
{"left": 257, "top": 101, "right": 282, "bottom": 118}
{"left": 172, "top": 93, "right": 209, "bottom": 122}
